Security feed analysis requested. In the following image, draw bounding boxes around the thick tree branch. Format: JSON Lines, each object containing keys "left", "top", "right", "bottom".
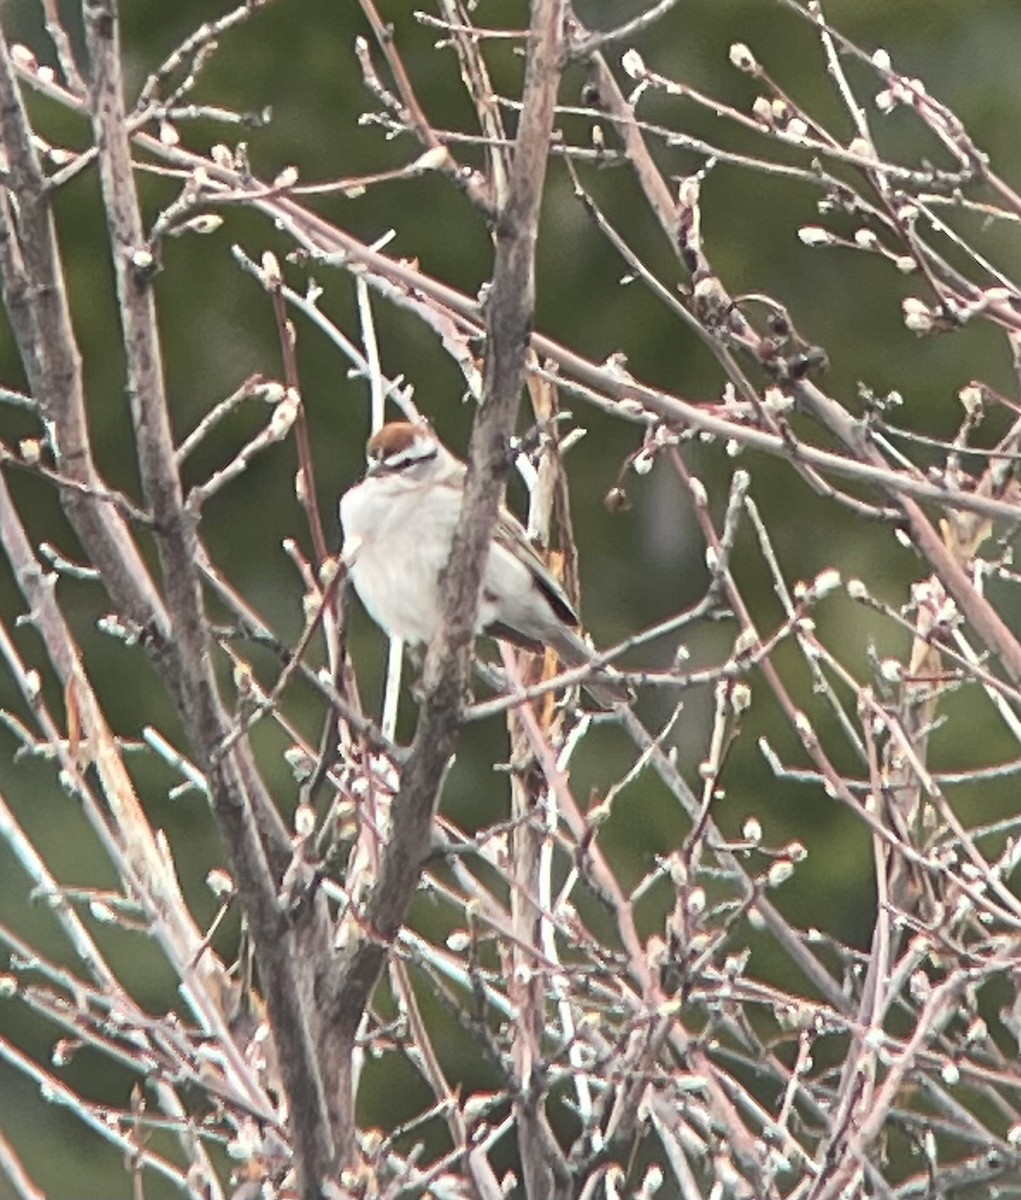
{"left": 320, "top": 0, "right": 566, "bottom": 1165}
{"left": 82, "top": 2, "right": 338, "bottom": 1190}
{"left": 0, "top": 28, "right": 167, "bottom": 642}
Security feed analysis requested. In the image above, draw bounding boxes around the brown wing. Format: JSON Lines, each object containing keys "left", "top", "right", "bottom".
{"left": 492, "top": 508, "right": 579, "bottom": 629}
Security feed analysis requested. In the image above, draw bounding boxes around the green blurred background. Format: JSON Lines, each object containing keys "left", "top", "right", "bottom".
{"left": 1, "top": 0, "right": 1021, "bottom": 1193}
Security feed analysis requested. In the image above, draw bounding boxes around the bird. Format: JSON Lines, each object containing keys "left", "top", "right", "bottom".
{"left": 339, "top": 420, "right": 628, "bottom": 707}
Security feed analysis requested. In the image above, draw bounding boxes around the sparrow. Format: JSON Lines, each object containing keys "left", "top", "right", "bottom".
{"left": 339, "top": 421, "right": 628, "bottom": 707}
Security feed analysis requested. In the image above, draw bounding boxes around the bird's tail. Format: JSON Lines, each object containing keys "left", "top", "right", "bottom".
{"left": 546, "top": 625, "right": 631, "bottom": 709}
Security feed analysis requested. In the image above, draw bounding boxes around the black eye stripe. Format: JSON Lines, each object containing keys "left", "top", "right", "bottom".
{"left": 371, "top": 446, "right": 438, "bottom": 474}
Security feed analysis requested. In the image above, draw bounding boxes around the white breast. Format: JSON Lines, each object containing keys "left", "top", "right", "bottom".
{"left": 340, "top": 476, "right": 460, "bottom": 646}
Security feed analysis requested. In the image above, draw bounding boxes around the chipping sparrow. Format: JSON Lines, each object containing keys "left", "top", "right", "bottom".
{"left": 339, "top": 421, "right": 628, "bottom": 707}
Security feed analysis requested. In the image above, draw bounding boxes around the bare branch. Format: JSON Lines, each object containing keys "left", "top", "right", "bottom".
{"left": 319, "top": 5, "right": 567, "bottom": 1176}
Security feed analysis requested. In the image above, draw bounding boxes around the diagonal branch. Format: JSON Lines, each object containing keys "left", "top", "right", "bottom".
{"left": 320, "top": 0, "right": 566, "bottom": 1167}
